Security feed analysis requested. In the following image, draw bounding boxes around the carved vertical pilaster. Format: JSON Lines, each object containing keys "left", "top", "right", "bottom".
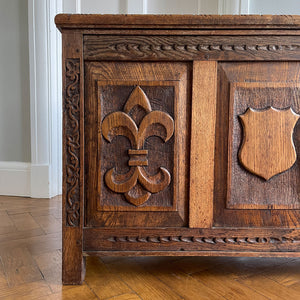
{"left": 62, "top": 32, "right": 85, "bottom": 285}
{"left": 65, "top": 59, "right": 80, "bottom": 227}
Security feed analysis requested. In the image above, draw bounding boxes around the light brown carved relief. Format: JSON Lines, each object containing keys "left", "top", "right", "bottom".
{"left": 101, "top": 86, "right": 174, "bottom": 206}
{"left": 239, "top": 107, "right": 299, "bottom": 180}
{"left": 225, "top": 78, "right": 300, "bottom": 212}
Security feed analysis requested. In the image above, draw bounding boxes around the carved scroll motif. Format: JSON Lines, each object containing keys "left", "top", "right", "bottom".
{"left": 102, "top": 86, "right": 174, "bottom": 206}
{"left": 65, "top": 59, "right": 80, "bottom": 226}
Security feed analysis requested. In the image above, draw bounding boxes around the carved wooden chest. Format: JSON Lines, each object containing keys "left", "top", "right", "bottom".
{"left": 55, "top": 14, "right": 300, "bottom": 284}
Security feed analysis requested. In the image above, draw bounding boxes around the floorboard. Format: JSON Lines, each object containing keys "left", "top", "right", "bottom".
{"left": 1, "top": 195, "right": 300, "bottom": 299}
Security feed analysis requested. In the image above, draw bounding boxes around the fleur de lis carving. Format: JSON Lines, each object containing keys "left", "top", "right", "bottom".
{"left": 102, "top": 86, "right": 174, "bottom": 206}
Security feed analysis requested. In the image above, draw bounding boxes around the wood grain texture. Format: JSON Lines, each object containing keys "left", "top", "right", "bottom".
{"left": 83, "top": 227, "right": 300, "bottom": 253}
{"left": 2, "top": 195, "right": 300, "bottom": 299}
{"left": 103, "top": 259, "right": 183, "bottom": 300}
{"left": 239, "top": 107, "right": 299, "bottom": 180}
{"left": 9, "top": 212, "right": 39, "bottom": 232}
{"left": 85, "top": 62, "right": 190, "bottom": 227}
{"left": 0, "top": 281, "right": 52, "bottom": 300}
{"left": 215, "top": 62, "right": 300, "bottom": 226}
{"left": 140, "top": 258, "right": 236, "bottom": 300}
{"left": 101, "top": 85, "right": 174, "bottom": 206}
{"left": 56, "top": 15, "right": 300, "bottom": 285}
{"left": 84, "top": 35, "right": 300, "bottom": 61}
{"left": 64, "top": 58, "right": 80, "bottom": 227}
{"left": 228, "top": 79, "right": 300, "bottom": 210}
{"left": 84, "top": 257, "right": 133, "bottom": 299}
{"left": 86, "top": 251, "right": 300, "bottom": 258}
{"left": 42, "top": 285, "right": 98, "bottom": 300}
{"left": 0, "top": 211, "right": 18, "bottom": 235}
{"left": 0, "top": 247, "right": 42, "bottom": 287}
{"left": 62, "top": 32, "right": 85, "bottom": 284}
{"left": 189, "top": 61, "right": 217, "bottom": 228}
{"left": 192, "top": 269, "right": 268, "bottom": 300}
{"left": 236, "top": 274, "right": 300, "bottom": 300}
{"left": 55, "top": 14, "right": 300, "bottom": 31}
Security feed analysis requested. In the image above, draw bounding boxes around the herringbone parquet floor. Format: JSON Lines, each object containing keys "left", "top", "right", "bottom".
{"left": 1, "top": 195, "right": 300, "bottom": 299}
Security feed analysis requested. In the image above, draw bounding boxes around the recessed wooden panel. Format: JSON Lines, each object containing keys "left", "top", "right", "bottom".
{"left": 228, "top": 82, "right": 300, "bottom": 210}
{"left": 214, "top": 62, "right": 300, "bottom": 228}
{"left": 98, "top": 81, "right": 176, "bottom": 210}
{"left": 85, "top": 62, "right": 191, "bottom": 227}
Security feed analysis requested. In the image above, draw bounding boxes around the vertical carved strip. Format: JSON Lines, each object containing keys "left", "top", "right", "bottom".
{"left": 65, "top": 59, "right": 80, "bottom": 227}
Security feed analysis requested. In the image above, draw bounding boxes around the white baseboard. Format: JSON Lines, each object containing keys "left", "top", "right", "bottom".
{"left": 0, "top": 162, "right": 31, "bottom": 197}
{"left": 0, "top": 162, "right": 61, "bottom": 198}
{"left": 30, "top": 164, "right": 50, "bottom": 198}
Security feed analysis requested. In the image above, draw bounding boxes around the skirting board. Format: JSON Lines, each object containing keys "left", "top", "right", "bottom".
{"left": 0, "top": 162, "right": 59, "bottom": 198}
{"left": 31, "top": 164, "right": 51, "bottom": 198}
{"left": 0, "top": 162, "right": 31, "bottom": 197}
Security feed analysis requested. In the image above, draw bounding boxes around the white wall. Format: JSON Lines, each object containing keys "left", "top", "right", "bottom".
{"left": 67, "top": 0, "right": 221, "bottom": 14}
{"left": 0, "top": 0, "right": 30, "bottom": 162}
{"left": 62, "top": 0, "right": 221, "bottom": 14}
{"left": 249, "top": 0, "right": 300, "bottom": 14}
{"left": 0, "top": 0, "right": 63, "bottom": 198}
{"left": 69, "top": 0, "right": 300, "bottom": 15}
{"left": 147, "top": 0, "right": 198, "bottom": 14}
{"left": 79, "top": 0, "right": 126, "bottom": 13}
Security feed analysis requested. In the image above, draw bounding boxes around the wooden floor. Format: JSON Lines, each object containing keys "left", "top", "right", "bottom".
{"left": 1, "top": 196, "right": 300, "bottom": 300}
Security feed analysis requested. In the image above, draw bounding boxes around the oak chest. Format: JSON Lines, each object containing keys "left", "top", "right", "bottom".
{"left": 55, "top": 14, "right": 300, "bottom": 284}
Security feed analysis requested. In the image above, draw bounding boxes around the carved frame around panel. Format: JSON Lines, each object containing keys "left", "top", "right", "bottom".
{"left": 65, "top": 59, "right": 80, "bottom": 227}
{"left": 108, "top": 236, "right": 300, "bottom": 244}
{"left": 84, "top": 35, "right": 300, "bottom": 61}
{"left": 227, "top": 81, "right": 300, "bottom": 210}
{"left": 111, "top": 43, "right": 300, "bottom": 53}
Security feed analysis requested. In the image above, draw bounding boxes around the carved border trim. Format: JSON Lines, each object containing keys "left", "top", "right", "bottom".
{"left": 65, "top": 59, "right": 80, "bottom": 227}
{"left": 112, "top": 43, "right": 300, "bottom": 53}
{"left": 108, "top": 236, "right": 300, "bottom": 244}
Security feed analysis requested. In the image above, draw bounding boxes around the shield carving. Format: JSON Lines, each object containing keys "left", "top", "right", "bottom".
{"left": 239, "top": 107, "right": 300, "bottom": 180}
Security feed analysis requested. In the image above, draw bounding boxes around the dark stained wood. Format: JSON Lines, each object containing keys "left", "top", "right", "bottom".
{"left": 101, "top": 85, "right": 174, "bottom": 207}
{"left": 55, "top": 14, "right": 300, "bottom": 31}
{"left": 85, "top": 62, "right": 190, "bottom": 227}
{"left": 85, "top": 251, "right": 300, "bottom": 257}
{"left": 62, "top": 32, "right": 85, "bottom": 284}
{"left": 215, "top": 63, "right": 300, "bottom": 222}
{"left": 83, "top": 35, "right": 300, "bottom": 61}
{"left": 57, "top": 15, "right": 300, "bottom": 285}
{"left": 83, "top": 227, "right": 300, "bottom": 253}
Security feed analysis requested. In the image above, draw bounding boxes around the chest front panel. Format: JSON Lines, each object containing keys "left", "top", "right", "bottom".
{"left": 85, "top": 62, "right": 191, "bottom": 227}
{"left": 57, "top": 16, "right": 300, "bottom": 285}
